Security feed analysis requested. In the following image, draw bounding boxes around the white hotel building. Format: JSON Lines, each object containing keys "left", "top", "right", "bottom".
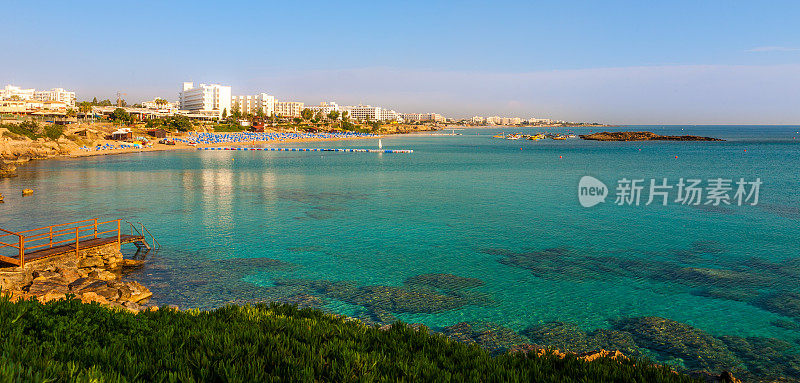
{"left": 305, "top": 102, "right": 341, "bottom": 118}
{"left": 231, "top": 93, "right": 275, "bottom": 116}
{"left": 274, "top": 101, "right": 304, "bottom": 118}
{"left": 1, "top": 85, "right": 76, "bottom": 107}
{"left": 343, "top": 105, "right": 381, "bottom": 121}
{"left": 179, "top": 82, "right": 231, "bottom": 118}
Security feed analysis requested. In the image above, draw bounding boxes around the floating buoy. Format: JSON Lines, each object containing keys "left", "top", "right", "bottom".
{"left": 559, "top": 155, "right": 563, "bottom": 159}
{"left": 675, "top": 156, "right": 678, "bottom": 159}
{"left": 744, "top": 149, "right": 747, "bottom": 152}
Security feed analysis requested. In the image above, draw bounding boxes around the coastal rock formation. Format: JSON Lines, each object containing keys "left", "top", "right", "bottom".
{"left": 755, "top": 291, "right": 800, "bottom": 321}
{"left": 521, "top": 322, "right": 641, "bottom": 357}
{"left": 404, "top": 273, "right": 484, "bottom": 290}
{"left": 274, "top": 278, "right": 491, "bottom": 316}
{"left": 579, "top": 131, "right": 723, "bottom": 141}
{"left": 0, "top": 241, "right": 152, "bottom": 312}
{"left": 611, "top": 316, "right": 739, "bottom": 372}
{"left": 443, "top": 322, "right": 530, "bottom": 353}
{"left": 0, "top": 161, "right": 16, "bottom": 178}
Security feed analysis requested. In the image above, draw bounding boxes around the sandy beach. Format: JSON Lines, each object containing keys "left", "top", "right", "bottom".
{"left": 65, "top": 133, "right": 383, "bottom": 158}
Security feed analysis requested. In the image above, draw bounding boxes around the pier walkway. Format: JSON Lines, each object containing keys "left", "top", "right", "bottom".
{"left": 0, "top": 219, "right": 158, "bottom": 267}
{"left": 198, "top": 147, "right": 413, "bottom": 153}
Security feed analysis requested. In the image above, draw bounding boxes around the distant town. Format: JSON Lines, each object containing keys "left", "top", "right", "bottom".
{"left": 0, "top": 83, "right": 603, "bottom": 127}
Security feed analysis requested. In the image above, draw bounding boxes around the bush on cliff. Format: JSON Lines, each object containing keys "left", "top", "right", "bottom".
{"left": 1, "top": 121, "right": 40, "bottom": 140}
{"left": 0, "top": 296, "right": 698, "bottom": 382}
{"left": 43, "top": 124, "right": 64, "bottom": 140}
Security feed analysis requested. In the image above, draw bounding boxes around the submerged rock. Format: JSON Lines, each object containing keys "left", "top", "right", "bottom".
{"left": 522, "top": 322, "right": 593, "bottom": 352}
{"left": 404, "top": 273, "right": 484, "bottom": 290}
{"left": 756, "top": 291, "right": 800, "bottom": 321}
{"left": 283, "top": 278, "right": 491, "bottom": 314}
{"left": 443, "top": 322, "right": 529, "bottom": 353}
{"left": 612, "top": 316, "right": 740, "bottom": 372}
{"left": 771, "top": 319, "right": 800, "bottom": 331}
{"left": 587, "top": 329, "right": 642, "bottom": 357}
{"left": 691, "top": 287, "right": 760, "bottom": 303}
{"left": 0, "top": 161, "right": 16, "bottom": 178}
{"left": 718, "top": 335, "right": 800, "bottom": 381}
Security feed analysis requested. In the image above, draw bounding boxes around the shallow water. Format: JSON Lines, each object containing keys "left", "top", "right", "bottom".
{"left": 2, "top": 125, "right": 799, "bottom": 378}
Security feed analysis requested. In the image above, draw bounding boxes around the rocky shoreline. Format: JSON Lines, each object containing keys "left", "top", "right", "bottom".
{"left": 580, "top": 131, "right": 724, "bottom": 141}
{"left": 0, "top": 242, "right": 153, "bottom": 312}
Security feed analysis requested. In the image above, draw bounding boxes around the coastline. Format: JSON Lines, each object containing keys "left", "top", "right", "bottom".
{"left": 65, "top": 133, "right": 384, "bottom": 159}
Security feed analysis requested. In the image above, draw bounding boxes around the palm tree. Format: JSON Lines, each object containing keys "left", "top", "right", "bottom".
{"left": 78, "top": 103, "right": 92, "bottom": 122}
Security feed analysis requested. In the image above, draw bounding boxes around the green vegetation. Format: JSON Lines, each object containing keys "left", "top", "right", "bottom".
{"left": 0, "top": 121, "right": 63, "bottom": 141}
{"left": 109, "top": 108, "right": 133, "bottom": 124}
{"left": 42, "top": 124, "right": 64, "bottom": 140}
{"left": 0, "top": 296, "right": 697, "bottom": 382}
{"left": 1, "top": 121, "right": 40, "bottom": 140}
{"left": 143, "top": 115, "right": 193, "bottom": 132}
{"left": 301, "top": 108, "right": 314, "bottom": 121}
{"left": 213, "top": 121, "right": 246, "bottom": 132}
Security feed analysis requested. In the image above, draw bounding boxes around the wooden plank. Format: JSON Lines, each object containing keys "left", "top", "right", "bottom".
{"left": 0, "top": 254, "right": 20, "bottom": 266}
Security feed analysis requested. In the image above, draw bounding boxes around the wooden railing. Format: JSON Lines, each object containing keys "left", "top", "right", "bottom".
{"left": 0, "top": 218, "right": 122, "bottom": 267}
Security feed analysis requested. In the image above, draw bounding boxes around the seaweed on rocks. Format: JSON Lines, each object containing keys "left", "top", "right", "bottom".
{"left": 443, "top": 322, "right": 530, "bottom": 354}
{"left": 522, "top": 322, "right": 594, "bottom": 353}
{"left": 718, "top": 335, "right": 800, "bottom": 381}
{"left": 611, "top": 317, "right": 740, "bottom": 372}
{"left": 404, "top": 273, "right": 484, "bottom": 290}
{"left": 755, "top": 291, "right": 800, "bottom": 321}
{"left": 520, "top": 322, "right": 642, "bottom": 357}
{"left": 277, "top": 278, "right": 492, "bottom": 315}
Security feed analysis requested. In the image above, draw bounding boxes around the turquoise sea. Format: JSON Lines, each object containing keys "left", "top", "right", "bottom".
{"left": 1, "top": 126, "right": 799, "bottom": 379}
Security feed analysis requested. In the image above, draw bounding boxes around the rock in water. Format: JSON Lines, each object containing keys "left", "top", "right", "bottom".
{"left": 0, "top": 161, "right": 16, "bottom": 178}
{"left": 404, "top": 273, "right": 484, "bottom": 290}
{"left": 579, "top": 131, "right": 724, "bottom": 141}
{"left": 612, "top": 316, "right": 740, "bottom": 371}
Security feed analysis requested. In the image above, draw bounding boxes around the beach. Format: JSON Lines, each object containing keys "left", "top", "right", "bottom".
{"left": 66, "top": 133, "right": 383, "bottom": 158}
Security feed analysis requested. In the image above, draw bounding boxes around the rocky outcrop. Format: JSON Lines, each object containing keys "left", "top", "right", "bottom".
{"left": 0, "top": 242, "right": 151, "bottom": 312}
{"left": 0, "top": 161, "right": 16, "bottom": 178}
{"left": 579, "top": 131, "right": 723, "bottom": 141}
{"left": 0, "top": 135, "right": 81, "bottom": 178}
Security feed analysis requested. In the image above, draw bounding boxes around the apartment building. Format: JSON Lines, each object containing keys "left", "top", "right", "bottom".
{"left": 231, "top": 93, "right": 275, "bottom": 116}
{"left": 344, "top": 105, "right": 381, "bottom": 121}
{"left": 179, "top": 82, "right": 231, "bottom": 118}
{"left": 274, "top": 101, "right": 304, "bottom": 118}
{"left": 305, "top": 102, "right": 340, "bottom": 118}
{"left": 1, "top": 85, "right": 75, "bottom": 107}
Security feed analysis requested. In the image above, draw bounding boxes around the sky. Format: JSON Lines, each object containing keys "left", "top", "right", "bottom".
{"left": 2, "top": 0, "right": 799, "bottom": 124}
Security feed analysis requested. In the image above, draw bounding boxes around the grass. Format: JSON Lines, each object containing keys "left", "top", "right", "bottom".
{"left": 0, "top": 296, "right": 699, "bottom": 382}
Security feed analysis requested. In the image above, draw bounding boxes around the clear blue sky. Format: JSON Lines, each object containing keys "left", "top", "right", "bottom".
{"left": 3, "top": 0, "right": 799, "bottom": 124}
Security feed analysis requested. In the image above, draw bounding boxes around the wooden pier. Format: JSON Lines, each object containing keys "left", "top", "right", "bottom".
{"left": 0, "top": 219, "right": 159, "bottom": 267}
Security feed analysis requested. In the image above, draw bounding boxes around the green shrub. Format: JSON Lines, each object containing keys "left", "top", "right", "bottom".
{"left": 0, "top": 296, "right": 698, "bottom": 382}
{"left": 1, "top": 121, "right": 39, "bottom": 140}
{"left": 43, "top": 124, "right": 64, "bottom": 140}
